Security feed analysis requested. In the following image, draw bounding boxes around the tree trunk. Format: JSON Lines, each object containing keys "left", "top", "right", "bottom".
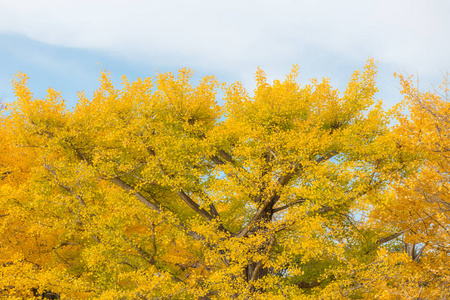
{"left": 244, "top": 211, "right": 275, "bottom": 292}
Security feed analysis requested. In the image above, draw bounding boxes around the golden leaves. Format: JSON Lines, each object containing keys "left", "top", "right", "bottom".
{"left": 2, "top": 60, "right": 448, "bottom": 299}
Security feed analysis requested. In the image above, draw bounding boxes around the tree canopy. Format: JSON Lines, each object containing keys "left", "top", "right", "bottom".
{"left": 0, "top": 60, "right": 448, "bottom": 299}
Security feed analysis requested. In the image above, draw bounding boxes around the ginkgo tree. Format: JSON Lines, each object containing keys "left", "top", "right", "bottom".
{"left": 358, "top": 74, "right": 450, "bottom": 300}
{"left": 0, "top": 60, "right": 416, "bottom": 299}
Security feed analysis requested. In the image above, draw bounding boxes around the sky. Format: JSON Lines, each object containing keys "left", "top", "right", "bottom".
{"left": 0, "top": 0, "right": 449, "bottom": 109}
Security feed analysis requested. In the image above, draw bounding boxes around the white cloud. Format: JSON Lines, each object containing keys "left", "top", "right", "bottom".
{"left": 1, "top": 0, "right": 449, "bottom": 85}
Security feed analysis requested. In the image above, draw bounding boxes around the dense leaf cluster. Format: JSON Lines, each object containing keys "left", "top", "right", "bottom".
{"left": 0, "top": 60, "right": 448, "bottom": 299}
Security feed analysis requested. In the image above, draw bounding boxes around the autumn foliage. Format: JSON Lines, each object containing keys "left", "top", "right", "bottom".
{"left": 0, "top": 60, "right": 448, "bottom": 299}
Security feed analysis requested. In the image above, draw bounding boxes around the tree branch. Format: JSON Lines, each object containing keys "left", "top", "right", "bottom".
{"left": 315, "top": 151, "right": 338, "bottom": 164}
{"left": 44, "top": 163, "right": 87, "bottom": 207}
{"left": 0, "top": 171, "right": 12, "bottom": 180}
{"left": 273, "top": 198, "right": 307, "bottom": 214}
{"left": 177, "top": 190, "right": 214, "bottom": 220}
{"left": 218, "top": 150, "right": 235, "bottom": 165}
{"left": 246, "top": 235, "right": 276, "bottom": 291}
{"left": 278, "top": 151, "right": 337, "bottom": 186}
{"left": 236, "top": 193, "right": 281, "bottom": 238}
{"left": 111, "top": 177, "right": 206, "bottom": 241}
{"left": 376, "top": 230, "right": 405, "bottom": 245}
{"left": 147, "top": 147, "right": 221, "bottom": 222}
{"left": 295, "top": 281, "right": 320, "bottom": 289}
{"left": 210, "top": 155, "right": 225, "bottom": 165}
{"left": 111, "top": 177, "right": 161, "bottom": 212}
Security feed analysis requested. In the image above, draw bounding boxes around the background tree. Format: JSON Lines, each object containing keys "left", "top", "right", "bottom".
{"left": 0, "top": 61, "right": 411, "bottom": 299}
{"left": 355, "top": 74, "right": 450, "bottom": 299}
